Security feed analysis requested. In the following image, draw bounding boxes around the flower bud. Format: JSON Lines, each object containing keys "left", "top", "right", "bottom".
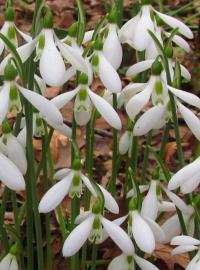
{"left": 44, "top": 10, "right": 54, "bottom": 29}
{"left": 5, "top": 6, "right": 14, "bottom": 21}
{"left": 151, "top": 60, "right": 162, "bottom": 75}
{"left": 4, "top": 63, "right": 17, "bottom": 81}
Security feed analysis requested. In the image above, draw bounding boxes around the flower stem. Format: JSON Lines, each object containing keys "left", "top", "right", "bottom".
{"left": 91, "top": 242, "right": 98, "bottom": 270}
{"left": 0, "top": 187, "right": 10, "bottom": 253}
{"left": 141, "top": 131, "right": 152, "bottom": 184}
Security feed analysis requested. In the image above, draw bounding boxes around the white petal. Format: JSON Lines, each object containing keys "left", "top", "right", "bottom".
{"left": 38, "top": 172, "right": 73, "bottom": 213}
{"left": 122, "top": 83, "right": 146, "bottom": 104}
{"left": 18, "top": 85, "right": 63, "bottom": 126}
{"left": 158, "top": 201, "right": 176, "bottom": 212}
{"left": 0, "top": 23, "right": 9, "bottom": 55}
{"left": 75, "top": 211, "right": 91, "bottom": 224}
{"left": 126, "top": 185, "right": 149, "bottom": 198}
{"left": 177, "top": 102, "right": 200, "bottom": 140}
{"left": 51, "top": 88, "right": 79, "bottom": 109}
{"left": 98, "top": 184, "right": 119, "bottom": 214}
{"left": 168, "top": 157, "right": 200, "bottom": 190}
{"left": 144, "top": 217, "right": 165, "bottom": 242}
{"left": 81, "top": 173, "right": 96, "bottom": 195}
{"left": 171, "top": 235, "right": 200, "bottom": 246}
{"left": 62, "top": 67, "right": 76, "bottom": 84}
{"left": 0, "top": 153, "right": 25, "bottom": 191}
{"left": 132, "top": 6, "right": 155, "bottom": 51}
{"left": 10, "top": 257, "right": 18, "bottom": 270}
{"left": 0, "top": 82, "right": 10, "bottom": 125}
{"left": 54, "top": 168, "right": 71, "bottom": 180}
{"left": 164, "top": 32, "right": 190, "bottom": 52}
{"left": 34, "top": 74, "right": 46, "bottom": 96}
{"left": 180, "top": 173, "right": 200, "bottom": 194}
{"left": 126, "top": 76, "right": 156, "bottom": 120}
{"left": 119, "top": 131, "right": 131, "bottom": 155}
{"left": 101, "top": 217, "right": 135, "bottom": 255}
{"left": 45, "top": 118, "right": 72, "bottom": 138}
{"left": 0, "top": 254, "right": 11, "bottom": 269}
{"left": 134, "top": 105, "right": 166, "bottom": 136}
{"left": 154, "top": 10, "right": 193, "bottom": 39}
{"left": 16, "top": 26, "right": 32, "bottom": 42}
{"left": 7, "top": 134, "right": 27, "bottom": 175}
{"left": 88, "top": 89, "right": 122, "bottom": 130}
{"left": 134, "top": 254, "right": 159, "bottom": 270}
{"left": 108, "top": 254, "right": 129, "bottom": 270}
{"left": 141, "top": 181, "right": 158, "bottom": 220}
{"left": 132, "top": 211, "right": 155, "bottom": 253}
{"left": 98, "top": 52, "right": 122, "bottom": 93}
{"left": 180, "top": 64, "right": 191, "bottom": 81}
{"left": 172, "top": 245, "right": 198, "bottom": 256}
{"left": 57, "top": 39, "right": 88, "bottom": 74}
{"left": 83, "top": 30, "right": 94, "bottom": 43}
{"left": 62, "top": 214, "right": 94, "bottom": 257}
{"left": 75, "top": 110, "right": 91, "bottom": 126}
{"left": 161, "top": 214, "right": 181, "bottom": 243}
{"left": 39, "top": 30, "right": 66, "bottom": 87}
{"left": 126, "top": 60, "right": 154, "bottom": 77}
{"left": 119, "top": 15, "right": 139, "bottom": 44}
{"left": 163, "top": 188, "right": 192, "bottom": 215}
{"left": 17, "top": 126, "right": 26, "bottom": 148}
{"left": 187, "top": 254, "right": 200, "bottom": 270}
{"left": 168, "top": 85, "right": 200, "bottom": 108}
{"left": 103, "top": 24, "right": 122, "bottom": 70}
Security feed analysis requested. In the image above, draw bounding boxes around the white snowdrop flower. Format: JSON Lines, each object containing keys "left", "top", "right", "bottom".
{"left": 0, "top": 63, "right": 64, "bottom": 128}
{"left": 108, "top": 253, "right": 159, "bottom": 270}
{"left": 39, "top": 159, "right": 119, "bottom": 214}
{"left": 51, "top": 73, "right": 121, "bottom": 129}
{"left": 0, "top": 253, "right": 18, "bottom": 270}
{"left": 103, "top": 23, "right": 122, "bottom": 70}
{"left": 168, "top": 157, "right": 200, "bottom": 193}
{"left": 0, "top": 6, "right": 31, "bottom": 56}
{"left": 0, "top": 121, "right": 27, "bottom": 175}
{"left": 33, "top": 11, "right": 88, "bottom": 87}
{"left": 62, "top": 202, "right": 134, "bottom": 257}
{"left": 91, "top": 38, "right": 122, "bottom": 93}
{"left": 119, "top": 1, "right": 193, "bottom": 51}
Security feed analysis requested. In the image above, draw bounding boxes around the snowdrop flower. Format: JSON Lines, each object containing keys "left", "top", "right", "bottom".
{"left": 0, "top": 62, "right": 64, "bottom": 128}
{"left": 171, "top": 236, "right": 200, "bottom": 270}
{"left": 0, "top": 121, "right": 27, "bottom": 174}
{"left": 51, "top": 73, "right": 121, "bottom": 129}
{"left": 34, "top": 10, "right": 88, "bottom": 87}
{"left": 91, "top": 37, "right": 122, "bottom": 93}
{"left": 62, "top": 201, "right": 134, "bottom": 257}
{"left": 39, "top": 159, "right": 119, "bottom": 214}
{"left": 0, "top": 6, "right": 31, "bottom": 55}
{"left": 108, "top": 253, "right": 159, "bottom": 270}
{"left": 0, "top": 253, "right": 18, "bottom": 270}
{"left": 119, "top": 0, "right": 193, "bottom": 51}
{"left": 168, "top": 157, "right": 200, "bottom": 194}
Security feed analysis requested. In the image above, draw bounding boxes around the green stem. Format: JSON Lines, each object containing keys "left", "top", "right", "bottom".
{"left": 141, "top": 131, "right": 152, "bottom": 184}
{"left": 91, "top": 242, "right": 98, "bottom": 270}
{"left": 159, "top": 123, "right": 170, "bottom": 158}
{"left": 0, "top": 187, "right": 10, "bottom": 253}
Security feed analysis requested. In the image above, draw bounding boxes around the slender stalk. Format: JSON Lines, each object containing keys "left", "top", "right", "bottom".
{"left": 109, "top": 93, "right": 118, "bottom": 196}
{"left": 0, "top": 187, "right": 10, "bottom": 253}
{"left": 141, "top": 131, "right": 152, "bottom": 184}
{"left": 91, "top": 242, "right": 98, "bottom": 270}
{"left": 159, "top": 123, "right": 170, "bottom": 158}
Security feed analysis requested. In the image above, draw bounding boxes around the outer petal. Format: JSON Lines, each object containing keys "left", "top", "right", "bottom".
{"left": 16, "top": 26, "right": 32, "bottom": 42}
{"left": 161, "top": 214, "right": 181, "bottom": 243}
{"left": 0, "top": 153, "right": 25, "bottom": 191}
{"left": 180, "top": 173, "right": 200, "bottom": 194}
{"left": 180, "top": 64, "right": 191, "bottom": 81}
{"left": 18, "top": 85, "right": 63, "bottom": 126}
{"left": 38, "top": 172, "right": 73, "bottom": 213}
{"left": 144, "top": 217, "right": 165, "bottom": 242}
{"left": 10, "top": 257, "right": 18, "bottom": 270}
{"left": 103, "top": 24, "right": 122, "bottom": 70}
{"left": 141, "top": 181, "right": 158, "bottom": 220}
{"left": 132, "top": 211, "right": 155, "bottom": 253}
{"left": 75, "top": 211, "right": 91, "bottom": 224}
{"left": 101, "top": 217, "right": 135, "bottom": 255}
{"left": 154, "top": 10, "right": 193, "bottom": 38}
{"left": 168, "top": 86, "right": 200, "bottom": 108}
{"left": 171, "top": 235, "right": 200, "bottom": 246}
{"left": 51, "top": 88, "right": 79, "bottom": 109}
{"left": 158, "top": 201, "right": 176, "bottom": 212}
{"left": 57, "top": 39, "right": 88, "bottom": 74}
{"left": 62, "top": 214, "right": 94, "bottom": 257}
{"left": 98, "top": 185, "right": 119, "bottom": 214}
{"left": 0, "top": 254, "right": 11, "bottom": 270}
{"left": 122, "top": 83, "right": 146, "bottom": 104}
{"left": 98, "top": 52, "right": 122, "bottom": 93}
{"left": 0, "top": 82, "right": 10, "bottom": 125}
{"left": 168, "top": 157, "right": 200, "bottom": 190}
{"left": 126, "top": 60, "right": 154, "bottom": 77}
{"left": 34, "top": 74, "right": 46, "bottom": 96}
{"left": 119, "top": 131, "right": 131, "bottom": 155}
{"left": 132, "top": 6, "right": 154, "bottom": 51}
{"left": 134, "top": 254, "right": 159, "bottom": 270}
{"left": 88, "top": 89, "right": 122, "bottom": 130}
{"left": 83, "top": 30, "right": 94, "bottom": 43}
{"left": 164, "top": 32, "right": 190, "bottom": 52}
{"left": 108, "top": 254, "right": 129, "bottom": 270}
{"left": 40, "top": 30, "right": 66, "bottom": 87}
{"left": 119, "top": 15, "right": 139, "bottom": 44}
{"left": 126, "top": 76, "right": 156, "bottom": 120}
{"left": 46, "top": 118, "right": 72, "bottom": 138}
{"left": 171, "top": 245, "right": 198, "bottom": 256}
{"left": 54, "top": 168, "right": 71, "bottom": 180}
{"left": 134, "top": 105, "right": 166, "bottom": 136}
{"left": 7, "top": 134, "right": 27, "bottom": 175}
{"left": 177, "top": 102, "right": 200, "bottom": 140}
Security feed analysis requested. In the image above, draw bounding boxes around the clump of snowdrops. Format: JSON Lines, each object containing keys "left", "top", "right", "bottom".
{"left": 0, "top": 0, "right": 199, "bottom": 270}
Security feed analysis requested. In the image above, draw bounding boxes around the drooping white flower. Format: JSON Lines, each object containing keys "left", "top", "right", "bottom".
{"left": 51, "top": 73, "right": 121, "bottom": 129}
{"left": 168, "top": 157, "right": 200, "bottom": 193}
{"left": 62, "top": 206, "right": 134, "bottom": 257}
{"left": 39, "top": 161, "right": 119, "bottom": 214}
{"left": 0, "top": 253, "right": 18, "bottom": 270}
{"left": 108, "top": 253, "right": 159, "bottom": 270}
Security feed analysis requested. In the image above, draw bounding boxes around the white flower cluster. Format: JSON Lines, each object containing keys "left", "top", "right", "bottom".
{"left": 0, "top": 2, "right": 199, "bottom": 269}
